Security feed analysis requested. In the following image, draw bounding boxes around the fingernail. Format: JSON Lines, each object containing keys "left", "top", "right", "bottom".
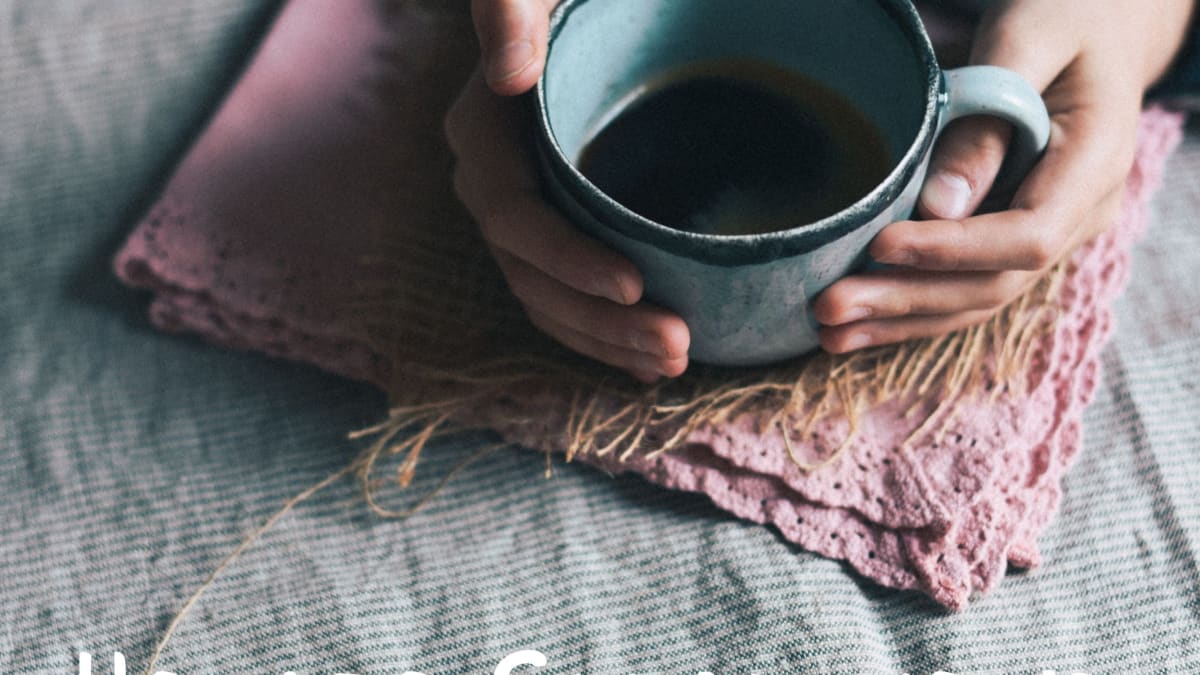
{"left": 631, "top": 329, "right": 668, "bottom": 358}
{"left": 921, "top": 171, "right": 972, "bottom": 220}
{"left": 635, "top": 354, "right": 665, "bottom": 376}
{"left": 590, "top": 273, "right": 627, "bottom": 305}
{"left": 486, "top": 39, "right": 535, "bottom": 85}
{"left": 844, "top": 333, "right": 873, "bottom": 351}
{"left": 614, "top": 276, "right": 639, "bottom": 305}
{"left": 841, "top": 306, "right": 871, "bottom": 324}
{"left": 635, "top": 353, "right": 683, "bottom": 377}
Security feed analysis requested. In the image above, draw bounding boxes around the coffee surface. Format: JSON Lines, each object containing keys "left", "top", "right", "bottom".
{"left": 577, "top": 60, "right": 893, "bottom": 236}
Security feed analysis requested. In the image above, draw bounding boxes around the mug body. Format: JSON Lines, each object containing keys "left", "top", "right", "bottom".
{"left": 534, "top": 0, "right": 945, "bottom": 366}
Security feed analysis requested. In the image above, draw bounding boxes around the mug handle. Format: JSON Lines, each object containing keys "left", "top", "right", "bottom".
{"left": 939, "top": 66, "right": 1052, "bottom": 197}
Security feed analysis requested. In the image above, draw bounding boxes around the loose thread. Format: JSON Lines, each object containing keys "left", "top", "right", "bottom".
{"left": 143, "top": 461, "right": 356, "bottom": 675}
{"left": 343, "top": 243, "right": 1072, "bottom": 486}
{"left": 144, "top": 426, "right": 503, "bottom": 675}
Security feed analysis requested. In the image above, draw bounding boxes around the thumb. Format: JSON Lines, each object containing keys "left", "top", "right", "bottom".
{"left": 471, "top": 0, "right": 552, "bottom": 96}
{"left": 917, "top": 115, "right": 1013, "bottom": 220}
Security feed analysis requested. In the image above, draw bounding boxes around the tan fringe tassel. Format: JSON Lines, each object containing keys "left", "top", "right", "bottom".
{"left": 142, "top": 427, "right": 505, "bottom": 675}
{"left": 357, "top": 260, "right": 1068, "bottom": 480}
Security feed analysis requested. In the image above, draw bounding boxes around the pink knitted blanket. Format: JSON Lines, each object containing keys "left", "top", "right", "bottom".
{"left": 113, "top": 0, "right": 1185, "bottom": 610}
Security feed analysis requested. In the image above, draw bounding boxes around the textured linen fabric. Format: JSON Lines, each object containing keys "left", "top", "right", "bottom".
{"left": 2, "top": 1, "right": 1199, "bottom": 673}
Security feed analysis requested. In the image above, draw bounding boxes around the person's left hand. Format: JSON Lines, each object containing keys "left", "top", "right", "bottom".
{"left": 814, "top": 0, "right": 1195, "bottom": 353}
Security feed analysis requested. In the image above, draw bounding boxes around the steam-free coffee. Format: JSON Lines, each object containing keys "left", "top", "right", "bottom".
{"left": 576, "top": 58, "right": 897, "bottom": 236}
{"left": 577, "top": 59, "right": 894, "bottom": 236}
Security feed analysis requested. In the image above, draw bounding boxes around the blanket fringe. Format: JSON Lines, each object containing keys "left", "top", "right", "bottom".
{"left": 355, "top": 261, "right": 1066, "bottom": 484}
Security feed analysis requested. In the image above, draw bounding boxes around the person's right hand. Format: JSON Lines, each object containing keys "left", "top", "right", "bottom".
{"left": 445, "top": 1, "right": 691, "bottom": 383}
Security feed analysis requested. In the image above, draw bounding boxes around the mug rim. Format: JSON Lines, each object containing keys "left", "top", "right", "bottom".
{"left": 533, "top": 0, "right": 943, "bottom": 268}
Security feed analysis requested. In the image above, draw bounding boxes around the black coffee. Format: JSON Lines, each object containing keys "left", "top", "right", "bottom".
{"left": 577, "top": 59, "right": 893, "bottom": 236}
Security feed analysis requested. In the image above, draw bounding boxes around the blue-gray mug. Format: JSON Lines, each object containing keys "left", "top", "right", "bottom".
{"left": 532, "top": 0, "right": 1051, "bottom": 367}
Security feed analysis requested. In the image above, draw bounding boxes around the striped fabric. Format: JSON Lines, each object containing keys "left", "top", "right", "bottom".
{"left": 0, "top": 1, "right": 1197, "bottom": 672}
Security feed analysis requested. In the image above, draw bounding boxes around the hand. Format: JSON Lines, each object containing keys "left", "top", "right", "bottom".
{"left": 815, "top": 0, "right": 1196, "bottom": 353}
{"left": 446, "top": 1, "right": 690, "bottom": 382}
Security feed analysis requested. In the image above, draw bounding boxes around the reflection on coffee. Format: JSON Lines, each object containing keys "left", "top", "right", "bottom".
{"left": 577, "top": 59, "right": 894, "bottom": 236}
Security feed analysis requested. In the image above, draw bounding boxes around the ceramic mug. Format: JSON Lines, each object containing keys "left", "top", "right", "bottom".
{"left": 532, "top": 0, "right": 1051, "bottom": 367}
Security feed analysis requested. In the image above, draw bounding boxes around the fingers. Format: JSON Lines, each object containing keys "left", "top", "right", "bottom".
{"left": 820, "top": 310, "right": 997, "bottom": 354}
{"left": 813, "top": 269, "right": 1035, "bottom": 326}
{"left": 493, "top": 248, "right": 689, "bottom": 362}
{"left": 445, "top": 68, "right": 691, "bottom": 378}
{"left": 814, "top": 269, "right": 1038, "bottom": 354}
{"left": 524, "top": 304, "right": 689, "bottom": 381}
{"left": 872, "top": 105, "right": 1131, "bottom": 273}
{"left": 470, "top": 0, "right": 554, "bottom": 95}
{"left": 829, "top": 105, "right": 1128, "bottom": 352}
{"left": 913, "top": 0, "right": 1090, "bottom": 224}
{"left": 818, "top": 1, "right": 1162, "bottom": 355}
{"left": 917, "top": 116, "right": 1012, "bottom": 221}
{"left": 464, "top": 181, "right": 645, "bottom": 305}
{"left": 444, "top": 69, "right": 538, "bottom": 188}
{"left": 447, "top": 72, "right": 644, "bottom": 305}
{"left": 833, "top": 102, "right": 1129, "bottom": 352}
{"left": 495, "top": 199, "right": 644, "bottom": 305}
{"left": 871, "top": 208, "right": 1054, "bottom": 272}
{"left": 916, "top": 0, "right": 1082, "bottom": 224}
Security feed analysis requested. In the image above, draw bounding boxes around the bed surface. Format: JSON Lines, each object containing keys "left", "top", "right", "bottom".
{"left": 2, "top": 2, "right": 1197, "bottom": 672}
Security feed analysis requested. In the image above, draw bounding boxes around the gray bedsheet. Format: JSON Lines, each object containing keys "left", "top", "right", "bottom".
{"left": 2, "top": 2, "right": 1197, "bottom": 672}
